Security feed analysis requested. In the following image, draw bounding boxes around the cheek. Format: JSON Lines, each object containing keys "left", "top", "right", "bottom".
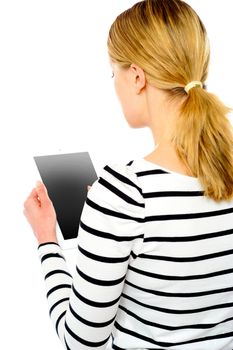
{"left": 114, "top": 78, "right": 147, "bottom": 128}
{"left": 114, "top": 79, "right": 132, "bottom": 114}
{"left": 114, "top": 78, "right": 123, "bottom": 102}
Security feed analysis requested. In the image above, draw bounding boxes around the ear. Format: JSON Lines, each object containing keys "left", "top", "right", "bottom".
{"left": 130, "top": 63, "right": 146, "bottom": 94}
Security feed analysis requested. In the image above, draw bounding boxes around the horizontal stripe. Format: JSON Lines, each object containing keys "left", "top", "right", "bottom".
{"left": 112, "top": 345, "right": 125, "bottom": 350}
{"left": 78, "top": 245, "right": 130, "bottom": 263}
{"left": 115, "top": 321, "right": 171, "bottom": 347}
{"left": 104, "top": 165, "right": 142, "bottom": 195}
{"left": 122, "top": 293, "right": 233, "bottom": 314}
{"left": 80, "top": 221, "right": 144, "bottom": 242}
{"left": 86, "top": 197, "right": 144, "bottom": 222}
{"left": 38, "top": 242, "right": 60, "bottom": 249}
{"left": 76, "top": 266, "right": 126, "bottom": 286}
{"left": 72, "top": 285, "right": 121, "bottom": 308}
{"left": 45, "top": 270, "right": 72, "bottom": 280}
{"left": 143, "top": 190, "right": 204, "bottom": 198}
{"left": 112, "top": 342, "right": 165, "bottom": 350}
{"left": 99, "top": 177, "right": 144, "bottom": 208}
{"left": 65, "top": 321, "right": 109, "bottom": 347}
{"left": 128, "top": 265, "right": 233, "bottom": 280}
{"left": 114, "top": 321, "right": 233, "bottom": 347}
{"left": 138, "top": 248, "right": 233, "bottom": 262}
{"left": 69, "top": 303, "right": 115, "bottom": 328}
{"left": 125, "top": 279, "right": 233, "bottom": 298}
{"left": 49, "top": 297, "right": 69, "bottom": 316}
{"left": 119, "top": 305, "right": 233, "bottom": 330}
{"left": 136, "top": 169, "right": 169, "bottom": 177}
{"left": 144, "top": 227, "right": 233, "bottom": 242}
{"left": 47, "top": 284, "right": 71, "bottom": 298}
{"left": 56, "top": 311, "right": 66, "bottom": 334}
{"left": 41, "top": 253, "right": 65, "bottom": 263}
{"left": 145, "top": 206, "right": 233, "bottom": 222}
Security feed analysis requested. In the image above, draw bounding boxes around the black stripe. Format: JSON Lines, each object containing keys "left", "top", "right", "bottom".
{"left": 76, "top": 266, "right": 126, "bottom": 286}
{"left": 104, "top": 165, "right": 142, "bottom": 195}
{"left": 45, "top": 270, "right": 72, "bottom": 280}
{"left": 69, "top": 303, "right": 115, "bottom": 328}
{"left": 72, "top": 284, "right": 121, "bottom": 308}
{"left": 145, "top": 206, "right": 233, "bottom": 222}
{"left": 115, "top": 321, "right": 171, "bottom": 347}
{"left": 78, "top": 245, "right": 129, "bottom": 263}
{"left": 86, "top": 197, "right": 144, "bottom": 222}
{"left": 143, "top": 190, "right": 204, "bottom": 198}
{"left": 98, "top": 177, "right": 144, "bottom": 208}
{"left": 144, "top": 349, "right": 166, "bottom": 350}
{"left": 112, "top": 344, "right": 163, "bottom": 350}
{"left": 41, "top": 253, "right": 65, "bottom": 263}
{"left": 127, "top": 160, "right": 133, "bottom": 166}
{"left": 47, "top": 284, "right": 71, "bottom": 298}
{"left": 125, "top": 279, "right": 233, "bottom": 298}
{"left": 136, "top": 169, "right": 169, "bottom": 177}
{"left": 138, "top": 248, "right": 233, "bottom": 262}
{"left": 119, "top": 305, "right": 233, "bottom": 331}
{"left": 80, "top": 221, "right": 144, "bottom": 242}
{"left": 144, "top": 228, "right": 233, "bottom": 242}
{"left": 49, "top": 298, "right": 69, "bottom": 316}
{"left": 112, "top": 345, "right": 125, "bottom": 350}
{"left": 38, "top": 242, "right": 60, "bottom": 249}
{"left": 131, "top": 251, "right": 137, "bottom": 259}
{"left": 122, "top": 293, "right": 233, "bottom": 314}
{"left": 128, "top": 265, "right": 233, "bottom": 281}
{"left": 114, "top": 321, "right": 233, "bottom": 347}
{"left": 65, "top": 321, "right": 109, "bottom": 347}
{"left": 64, "top": 335, "right": 71, "bottom": 350}
{"left": 56, "top": 311, "right": 66, "bottom": 334}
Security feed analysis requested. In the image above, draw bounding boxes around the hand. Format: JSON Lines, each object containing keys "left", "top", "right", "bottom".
{"left": 23, "top": 181, "right": 58, "bottom": 245}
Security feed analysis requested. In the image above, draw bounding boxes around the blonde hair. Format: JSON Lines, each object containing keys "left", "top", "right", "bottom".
{"left": 107, "top": 0, "right": 233, "bottom": 202}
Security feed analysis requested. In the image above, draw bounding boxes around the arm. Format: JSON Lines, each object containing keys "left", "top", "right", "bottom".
{"left": 26, "top": 164, "right": 145, "bottom": 349}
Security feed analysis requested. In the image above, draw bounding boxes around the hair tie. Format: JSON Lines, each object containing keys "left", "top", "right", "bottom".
{"left": 184, "top": 81, "right": 203, "bottom": 94}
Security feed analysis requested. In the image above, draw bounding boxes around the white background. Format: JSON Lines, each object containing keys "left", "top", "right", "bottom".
{"left": 0, "top": 1, "right": 232, "bottom": 349}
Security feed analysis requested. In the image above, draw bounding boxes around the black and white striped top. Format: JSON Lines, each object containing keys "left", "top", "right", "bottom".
{"left": 38, "top": 158, "right": 233, "bottom": 350}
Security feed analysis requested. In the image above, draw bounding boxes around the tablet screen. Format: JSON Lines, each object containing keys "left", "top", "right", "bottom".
{"left": 34, "top": 152, "right": 98, "bottom": 241}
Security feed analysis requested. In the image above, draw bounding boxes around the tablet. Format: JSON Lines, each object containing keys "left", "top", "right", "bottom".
{"left": 34, "top": 152, "right": 98, "bottom": 249}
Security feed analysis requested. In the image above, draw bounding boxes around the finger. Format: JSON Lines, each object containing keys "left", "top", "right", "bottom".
{"left": 87, "top": 185, "right": 92, "bottom": 191}
{"left": 36, "top": 181, "right": 50, "bottom": 204}
{"left": 28, "top": 188, "right": 38, "bottom": 198}
{"left": 24, "top": 188, "right": 40, "bottom": 208}
{"left": 36, "top": 181, "right": 46, "bottom": 191}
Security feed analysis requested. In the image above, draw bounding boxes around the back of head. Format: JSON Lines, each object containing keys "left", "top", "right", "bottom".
{"left": 108, "top": 0, "right": 233, "bottom": 202}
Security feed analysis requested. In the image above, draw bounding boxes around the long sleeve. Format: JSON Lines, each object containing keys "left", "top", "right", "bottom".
{"left": 38, "top": 163, "right": 145, "bottom": 349}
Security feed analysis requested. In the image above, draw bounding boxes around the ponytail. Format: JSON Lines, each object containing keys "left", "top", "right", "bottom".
{"left": 172, "top": 87, "right": 233, "bottom": 201}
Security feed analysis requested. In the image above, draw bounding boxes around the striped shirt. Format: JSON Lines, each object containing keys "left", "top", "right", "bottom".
{"left": 38, "top": 158, "right": 233, "bottom": 350}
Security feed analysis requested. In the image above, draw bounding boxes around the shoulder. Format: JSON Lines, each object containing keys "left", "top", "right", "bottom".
{"left": 101, "top": 162, "right": 142, "bottom": 195}
{"left": 87, "top": 161, "right": 144, "bottom": 217}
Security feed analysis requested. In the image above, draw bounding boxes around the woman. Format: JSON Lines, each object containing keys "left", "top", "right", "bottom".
{"left": 24, "top": 0, "right": 233, "bottom": 349}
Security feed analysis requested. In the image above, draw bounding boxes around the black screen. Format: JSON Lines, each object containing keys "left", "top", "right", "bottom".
{"left": 34, "top": 152, "right": 98, "bottom": 240}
